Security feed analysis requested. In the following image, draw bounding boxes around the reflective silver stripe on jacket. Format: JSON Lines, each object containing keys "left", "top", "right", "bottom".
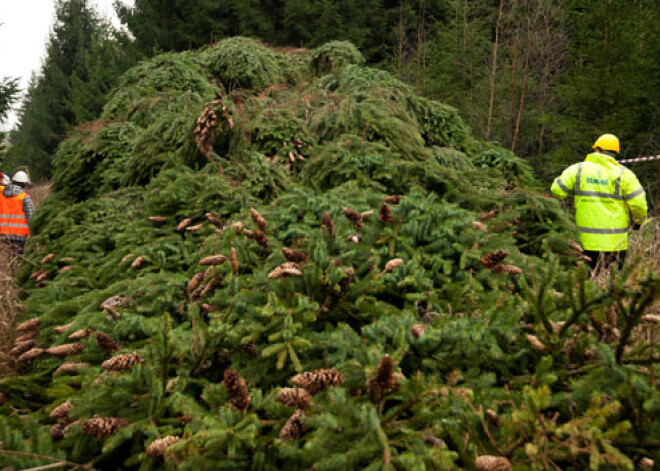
{"left": 576, "top": 226, "right": 628, "bottom": 234}
{"left": 624, "top": 188, "right": 645, "bottom": 200}
{"left": 554, "top": 178, "right": 571, "bottom": 194}
{"left": 0, "top": 214, "right": 28, "bottom": 219}
{"left": 574, "top": 163, "right": 625, "bottom": 200}
{"left": 0, "top": 223, "right": 29, "bottom": 228}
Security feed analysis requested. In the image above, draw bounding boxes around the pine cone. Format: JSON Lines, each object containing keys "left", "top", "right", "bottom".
{"left": 82, "top": 417, "right": 129, "bottom": 438}
{"left": 11, "top": 340, "right": 35, "bottom": 356}
{"left": 96, "top": 331, "right": 120, "bottom": 354}
{"left": 47, "top": 343, "right": 84, "bottom": 358}
{"left": 50, "top": 401, "right": 72, "bottom": 419}
{"left": 30, "top": 268, "right": 47, "bottom": 280}
{"left": 146, "top": 435, "right": 181, "bottom": 457}
{"left": 101, "top": 296, "right": 130, "bottom": 310}
{"left": 199, "top": 254, "right": 227, "bottom": 266}
{"left": 205, "top": 212, "right": 224, "bottom": 229}
{"left": 223, "top": 369, "right": 250, "bottom": 411}
{"left": 280, "top": 409, "right": 304, "bottom": 441}
{"left": 383, "top": 258, "right": 404, "bottom": 272}
{"left": 472, "top": 221, "right": 488, "bottom": 233}
{"left": 321, "top": 212, "right": 335, "bottom": 236}
{"left": 59, "top": 265, "right": 74, "bottom": 273}
{"left": 277, "top": 388, "right": 313, "bottom": 409}
{"left": 120, "top": 253, "right": 134, "bottom": 264}
{"left": 268, "top": 262, "right": 303, "bottom": 279}
{"left": 475, "top": 455, "right": 512, "bottom": 471}
{"left": 187, "top": 272, "right": 204, "bottom": 296}
{"left": 342, "top": 208, "right": 363, "bottom": 231}
{"left": 202, "top": 266, "right": 217, "bottom": 282}
{"left": 15, "top": 330, "right": 38, "bottom": 342}
{"left": 526, "top": 334, "right": 547, "bottom": 352}
{"left": 101, "top": 352, "right": 144, "bottom": 372}
{"left": 53, "top": 362, "right": 90, "bottom": 376}
{"left": 421, "top": 311, "right": 440, "bottom": 324}
{"left": 186, "top": 224, "right": 204, "bottom": 232}
{"left": 59, "top": 257, "right": 75, "bottom": 263}
{"left": 131, "top": 256, "right": 147, "bottom": 269}
{"left": 241, "top": 341, "right": 258, "bottom": 357}
{"left": 148, "top": 216, "right": 168, "bottom": 222}
{"left": 41, "top": 253, "right": 56, "bottom": 264}
{"left": 18, "top": 348, "right": 45, "bottom": 362}
{"left": 493, "top": 264, "right": 523, "bottom": 275}
{"left": 379, "top": 203, "right": 393, "bottom": 223}
{"left": 250, "top": 208, "right": 267, "bottom": 229}
{"left": 51, "top": 419, "right": 76, "bottom": 440}
{"left": 253, "top": 228, "right": 269, "bottom": 248}
{"left": 480, "top": 209, "right": 497, "bottom": 221}
{"left": 0, "top": 392, "right": 7, "bottom": 404}
{"left": 338, "top": 268, "right": 355, "bottom": 297}
{"left": 384, "top": 195, "right": 404, "bottom": 205}
{"left": 639, "top": 458, "right": 655, "bottom": 470}
{"left": 68, "top": 328, "right": 93, "bottom": 340}
{"left": 411, "top": 323, "right": 426, "bottom": 338}
{"left": 290, "top": 368, "right": 342, "bottom": 395}
{"left": 347, "top": 234, "right": 361, "bottom": 244}
{"left": 480, "top": 250, "right": 508, "bottom": 269}
{"left": 367, "top": 354, "right": 398, "bottom": 392}
{"left": 230, "top": 247, "right": 239, "bottom": 274}
{"left": 230, "top": 221, "right": 244, "bottom": 234}
{"left": 177, "top": 218, "right": 193, "bottom": 231}
{"left": 36, "top": 271, "right": 53, "bottom": 283}
{"left": 16, "top": 318, "right": 40, "bottom": 332}
{"left": 282, "top": 247, "right": 308, "bottom": 263}
{"left": 199, "top": 277, "right": 224, "bottom": 298}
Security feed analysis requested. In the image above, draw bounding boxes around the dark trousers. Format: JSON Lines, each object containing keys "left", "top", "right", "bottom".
{"left": 584, "top": 250, "right": 626, "bottom": 271}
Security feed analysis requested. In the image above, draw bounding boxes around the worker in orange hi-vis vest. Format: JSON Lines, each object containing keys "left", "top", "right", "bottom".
{"left": 0, "top": 171, "right": 34, "bottom": 255}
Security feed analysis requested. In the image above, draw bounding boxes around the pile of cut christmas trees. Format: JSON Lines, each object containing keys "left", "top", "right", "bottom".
{"left": 2, "top": 37, "right": 660, "bottom": 470}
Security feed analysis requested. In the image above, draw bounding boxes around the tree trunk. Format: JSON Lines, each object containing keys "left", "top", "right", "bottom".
{"left": 509, "top": 33, "right": 519, "bottom": 143}
{"left": 511, "top": 42, "right": 530, "bottom": 153}
{"left": 486, "top": 0, "right": 504, "bottom": 140}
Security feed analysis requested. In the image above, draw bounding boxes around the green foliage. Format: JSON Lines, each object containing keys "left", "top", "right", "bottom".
{"left": 3, "top": 39, "right": 659, "bottom": 471}
{"left": 311, "top": 41, "right": 366, "bottom": 74}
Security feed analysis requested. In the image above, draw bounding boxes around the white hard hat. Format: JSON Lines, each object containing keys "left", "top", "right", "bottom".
{"left": 12, "top": 171, "right": 29, "bottom": 184}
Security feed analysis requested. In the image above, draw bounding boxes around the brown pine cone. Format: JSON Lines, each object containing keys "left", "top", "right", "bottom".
{"left": 15, "top": 330, "right": 38, "bottom": 342}
{"left": 282, "top": 247, "right": 308, "bottom": 263}
{"left": 338, "top": 268, "right": 355, "bottom": 297}
{"left": 177, "top": 218, "right": 193, "bottom": 231}
{"left": 187, "top": 272, "right": 204, "bottom": 297}
{"left": 250, "top": 208, "right": 268, "bottom": 229}
{"left": 148, "top": 216, "right": 168, "bottom": 222}
{"left": 146, "top": 435, "right": 181, "bottom": 457}
{"left": 486, "top": 409, "right": 499, "bottom": 426}
{"left": 101, "top": 295, "right": 130, "bottom": 310}
{"left": 199, "top": 254, "right": 226, "bottom": 266}
{"left": 384, "top": 195, "right": 404, "bottom": 205}
{"left": 205, "top": 212, "right": 224, "bottom": 229}
{"left": 472, "top": 221, "right": 488, "bottom": 233}
{"left": 16, "top": 318, "right": 40, "bottom": 332}
{"left": 383, "top": 258, "right": 404, "bottom": 272}
{"left": 321, "top": 212, "right": 335, "bottom": 236}
{"left": 53, "top": 322, "right": 75, "bottom": 335}
{"left": 642, "top": 314, "right": 660, "bottom": 324}
{"left": 475, "top": 455, "right": 512, "bottom": 471}
{"left": 82, "top": 417, "right": 129, "bottom": 438}
{"left": 11, "top": 339, "right": 35, "bottom": 356}
{"left": 186, "top": 224, "right": 204, "bottom": 232}
{"left": 47, "top": 343, "right": 84, "bottom": 358}
{"left": 30, "top": 269, "right": 47, "bottom": 280}
{"left": 526, "top": 334, "right": 547, "bottom": 352}
{"left": 18, "top": 348, "right": 45, "bottom": 362}
{"left": 411, "top": 324, "right": 426, "bottom": 338}
{"left": 199, "top": 277, "right": 224, "bottom": 298}
{"left": 68, "top": 328, "right": 93, "bottom": 340}
{"left": 480, "top": 250, "right": 508, "bottom": 269}
{"left": 492, "top": 264, "right": 523, "bottom": 275}
{"left": 280, "top": 409, "right": 304, "bottom": 441}
{"left": 120, "top": 253, "right": 134, "bottom": 264}
{"left": 96, "top": 331, "right": 120, "bottom": 354}
{"left": 131, "top": 256, "right": 147, "bottom": 269}
{"left": 101, "top": 353, "right": 144, "bottom": 372}
{"left": 342, "top": 208, "right": 363, "bottom": 231}
{"left": 367, "top": 354, "right": 398, "bottom": 392}
{"left": 379, "top": 203, "right": 393, "bottom": 223}
{"left": 268, "top": 262, "right": 302, "bottom": 279}
{"left": 290, "top": 368, "right": 342, "bottom": 395}
{"left": 59, "top": 265, "right": 75, "bottom": 273}
{"left": 59, "top": 257, "right": 75, "bottom": 264}
{"left": 277, "top": 388, "right": 312, "bottom": 409}
{"left": 41, "top": 253, "right": 57, "bottom": 264}
{"left": 51, "top": 419, "right": 76, "bottom": 440}
{"left": 0, "top": 392, "right": 8, "bottom": 404}
{"left": 230, "top": 247, "right": 239, "bottom": 274}
{"left": 480, "top": 209, "right": 497, "bottom": 221}
{"left": 50, "top": 401, "right": 72, "bottom": 419}
{"left": 53, "top": 362, "right": 91, "bottom": 376}
{"left": 253, "top": 228, "right": 269, "bottom": 248}
{"left": 223, "top": 369, "right": 250, "bottom": 411}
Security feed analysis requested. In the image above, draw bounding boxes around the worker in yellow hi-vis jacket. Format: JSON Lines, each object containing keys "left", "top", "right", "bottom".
{"left": 551, "top": 134, "right": 647, "bottom": 270}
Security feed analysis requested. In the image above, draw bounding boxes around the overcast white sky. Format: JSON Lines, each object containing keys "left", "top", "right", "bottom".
{"left": 0, "top": 0, "right": 134, "bottom": 132}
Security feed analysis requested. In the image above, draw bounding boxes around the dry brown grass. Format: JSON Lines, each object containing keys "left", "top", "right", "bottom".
{"left": 0, "top": 182, "right": 51, "bottom": 376}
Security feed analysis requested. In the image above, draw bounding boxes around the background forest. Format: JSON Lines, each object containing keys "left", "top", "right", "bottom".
{"left": 4, "top": 0, "right": 660, "bottom": 207}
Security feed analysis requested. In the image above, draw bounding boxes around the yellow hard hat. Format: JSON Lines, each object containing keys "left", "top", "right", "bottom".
{"left": 592, "top": 134, "right": 620, "bottom": 154}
